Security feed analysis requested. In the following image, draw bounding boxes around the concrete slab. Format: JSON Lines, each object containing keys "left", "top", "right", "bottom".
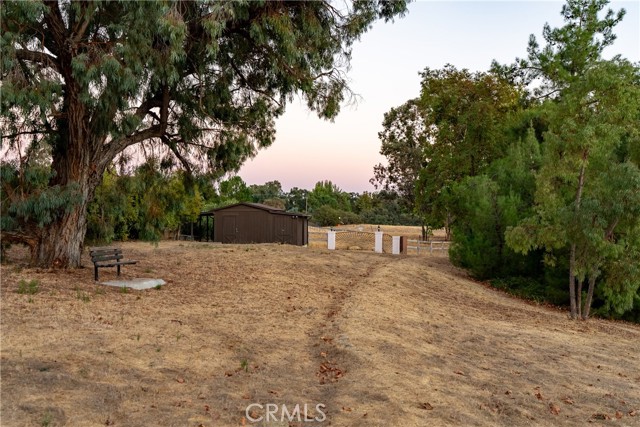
{"left": 101, "top": 278, "right": 166, "bottom": 290}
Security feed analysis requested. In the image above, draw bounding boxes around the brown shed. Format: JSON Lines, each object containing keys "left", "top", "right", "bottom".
{"left": 210, "top": 202, "right": 309, "bottom": 246}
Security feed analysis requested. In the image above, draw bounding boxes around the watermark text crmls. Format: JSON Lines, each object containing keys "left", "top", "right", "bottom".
{"left": 245, "top": 403, "right": 327, "bottom": 423}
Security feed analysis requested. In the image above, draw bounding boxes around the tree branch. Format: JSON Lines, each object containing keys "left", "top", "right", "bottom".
{"left": 43, "top": 1, "right": 68, "bottom": 55}
{"left": 227, "top": 56, "right": 283, "bottom": 109}
{"left": 605, "top": 218, "right": 619, "bottom": 241}
{"left": 531, "top": 88, "right": 562, "bottom": 101}
{"left": 71, "top": 1, "right": 94, "bottom": 46}
{"left": 102, "top": 125, "right": 163, "bottom": 168}
{"left": 15, "top": 49, "right": 61, "bottom": 74}
{"left": 2, "top": 130, "right": 48, "bottom": 139}
{"left": 162, "top": 135, "right": 193, "bottom": 176}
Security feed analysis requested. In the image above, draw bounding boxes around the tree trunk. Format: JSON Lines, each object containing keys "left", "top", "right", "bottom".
{"left": 444, "top": 211, "right": 452, "bottom": 241}
{"left": 577, "top": 277, "right": 583, "bottom": 319}
{"left": 32, "top": 156, "right": 102, "bottom": 267}
{"left": 569, "top": 243, "right": 578, "bottom": 319}
{"left": 34, "top": 192, "right": 91, "bottom": 268}
{"left": 568, "top": 155, "right": 588, "bottom": 320}
{"left": 32, "top": 92, "right": 104, "bottom": 268}
{"left": 582, "top": 274, "right": 597, "bottom": 320}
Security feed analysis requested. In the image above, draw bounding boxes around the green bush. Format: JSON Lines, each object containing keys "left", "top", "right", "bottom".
{"left": 311, "top": 205, "right": 361, "bottom": 227}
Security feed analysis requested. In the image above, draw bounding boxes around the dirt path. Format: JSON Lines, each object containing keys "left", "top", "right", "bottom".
{"left": 1, "top": 242, "right": 638, "bottom": 426}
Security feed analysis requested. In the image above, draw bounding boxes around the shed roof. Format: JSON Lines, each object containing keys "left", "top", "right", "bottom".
{"left": 202, "top": 202, "right": 310, "bottom": 217}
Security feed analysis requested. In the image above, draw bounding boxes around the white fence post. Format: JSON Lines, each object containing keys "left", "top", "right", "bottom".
{"left": 374, "top": 231, "right": 383, "bottom": 253}
{"left": 328, "top": 230, "right": 336, "bottom": 250}
{"left": 392, "top": 236, "right": 401, "bottom": 255}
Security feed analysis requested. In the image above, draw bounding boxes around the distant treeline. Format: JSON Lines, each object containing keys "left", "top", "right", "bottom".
{"left": 81, "top": 165, "right": 420, "bottom": 244}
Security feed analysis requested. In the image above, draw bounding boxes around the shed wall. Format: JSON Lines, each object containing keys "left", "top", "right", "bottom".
{"left": 212, "top": 205, "right": 307, "bottom": 245}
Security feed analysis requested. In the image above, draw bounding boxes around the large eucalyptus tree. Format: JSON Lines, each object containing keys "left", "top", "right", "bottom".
{"left": 1, "top": 0, "right": 407, "bottom": 267}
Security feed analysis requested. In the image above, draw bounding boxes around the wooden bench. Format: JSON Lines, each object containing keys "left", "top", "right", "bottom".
{"left": 89, "top": 247, "right": 137, "bottom": 281}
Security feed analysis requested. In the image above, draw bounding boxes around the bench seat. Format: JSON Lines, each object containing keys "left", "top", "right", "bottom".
{"left": 90, "top": 247, "right": 137, "bottom": 281}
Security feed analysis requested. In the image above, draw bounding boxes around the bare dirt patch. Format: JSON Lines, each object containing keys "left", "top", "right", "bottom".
{"left": 1, "top": 241, "right": 638, "bottom": 426}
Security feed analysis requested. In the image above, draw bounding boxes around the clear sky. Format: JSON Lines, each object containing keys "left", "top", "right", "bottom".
{"left": 239, "top": 0, "right": 640, "bottom": 193}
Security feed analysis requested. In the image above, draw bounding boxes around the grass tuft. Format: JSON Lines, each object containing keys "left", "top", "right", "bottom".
{"left": 17, "top": 279, "right": 40, "bottom": 295}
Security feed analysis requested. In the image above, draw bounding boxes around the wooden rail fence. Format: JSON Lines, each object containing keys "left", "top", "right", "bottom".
{"left": 407, "top": 239, "right": 450, "bottom": 254}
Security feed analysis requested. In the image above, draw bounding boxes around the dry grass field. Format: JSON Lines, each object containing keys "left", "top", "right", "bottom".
{"left": 1, "top": 241, "right": 639, "bottom": 426}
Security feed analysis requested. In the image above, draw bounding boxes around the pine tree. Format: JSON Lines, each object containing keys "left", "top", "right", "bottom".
{"left": 505, "top": 0, "right": 640, "bottom": 319}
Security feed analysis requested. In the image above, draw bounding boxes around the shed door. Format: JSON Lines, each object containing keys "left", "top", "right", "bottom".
{"left": 274, "top": 216, "right": 293, "bottom": 244}
{"left": 222, "top": 216, "right": 237, "bottom": 243}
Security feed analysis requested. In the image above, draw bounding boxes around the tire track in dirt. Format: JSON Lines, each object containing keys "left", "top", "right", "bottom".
{"left": 306, "top": 254, "right": 406, "bottom": 424}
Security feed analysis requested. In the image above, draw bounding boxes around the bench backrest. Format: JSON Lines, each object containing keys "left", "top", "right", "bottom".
{"left": 90, "top": 247, "right": 124, "bottom": 263}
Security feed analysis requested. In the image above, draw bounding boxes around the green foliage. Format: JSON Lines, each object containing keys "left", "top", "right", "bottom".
{"left": 490, "top": 277, "right": 547, "bottom": 303}
{"left": 76, "top": 289, "right": 90, "bottom": 303}
{"left": 504, "top": 0, "right": 640, "bottom": 319}
{"left": 372, "top": 99, "right": 426, "bottom": 207}
{"left": 218, "top": 176, "right": 252, "bottom": 204}
{"left": 308, "top": 181, "right": 351, "bottom": 212}
{"left": 285, "top": 187, "right": 309, "bottom": 212}
{"left": 262, "top": 198, "right": 286, "bottom": 210}
{"left": 86, "top": 171, "right": 137, "bottom": 242}
{"left": 249, "top": 181, "right": 284, "bottom": 204}
{"left": 594, "top": 224, "right": 640, "bottom": 319}
{"left": 86, "top": 160, "right": 203, "bottom": 243}
{"left": 449, "top": 127, "right": 543, "bottom": 279}
{"left": 1, "top": 162, "right": 82, "bottom": 234}
{"left": 311, "top": 205, "right": 361, "bottom": 227}
{"left": 40, "top": 411, "right": 52, "bottom": 427}
{"left": 374, "top": 65, "right": 523, "bottom": 234}
{"left": 16, "top": 279, "right": 40, "bottom": 295}
{"left": 358, "top": 190, "right": 420, "bottom": 226}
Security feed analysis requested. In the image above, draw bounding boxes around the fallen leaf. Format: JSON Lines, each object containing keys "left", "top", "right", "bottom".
{"left": 535, "top": 391, "right": 544, "bottom": 401}
{"left": 549, "top": 403, "right": 561, "bottom": 415}
{"left": 420, "top": 402, "right": 434, "bottom": 410}
{"left": 563, "top": 397, "right": 574, "bottom": 405}
{"left": 615, "top": 411, "right": 623, "bottom": 419}
{"left": 342, "top": 407, "right": 352, "bottom": 412}
{"left": 505, "top": 390, "right": 512, "bottom": 395}
{"left": 629, "top": 410, "right": 637, "bottom": 417}
{"left": 176, "top": 377, "right": 185, "bottom": 383}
